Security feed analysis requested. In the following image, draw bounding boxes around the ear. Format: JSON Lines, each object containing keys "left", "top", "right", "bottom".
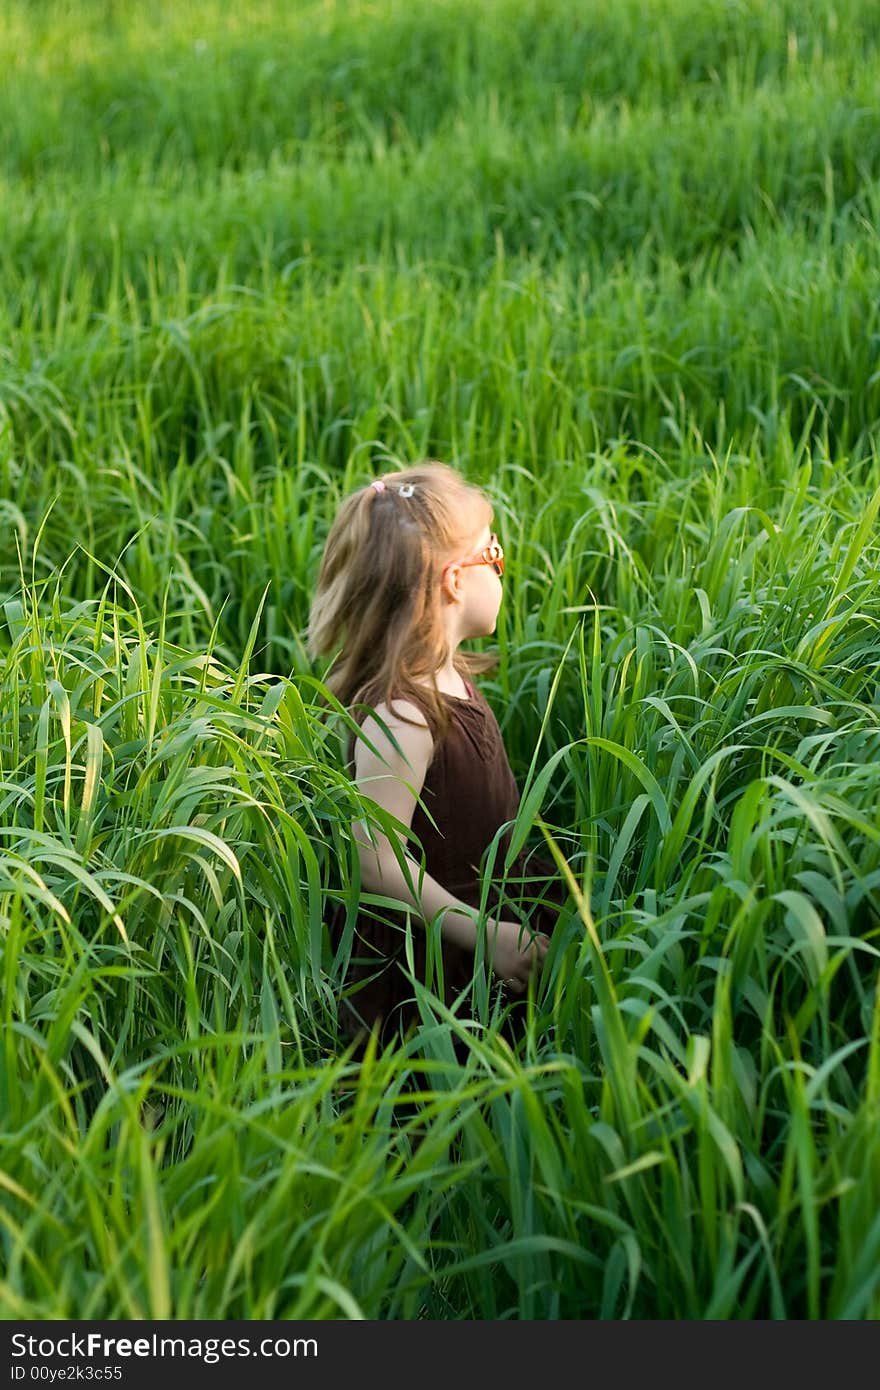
{"left": 440, "top": 561, "right": 462, "bottom": 603}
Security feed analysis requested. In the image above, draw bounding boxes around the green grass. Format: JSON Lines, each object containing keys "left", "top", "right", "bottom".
{"left": 2, "top": 0, "right": 880, "bottom": 1320}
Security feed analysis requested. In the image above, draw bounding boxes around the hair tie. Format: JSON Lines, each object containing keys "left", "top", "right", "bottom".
{"left": 370, "top": 479, "right": 386, "bottom": 493}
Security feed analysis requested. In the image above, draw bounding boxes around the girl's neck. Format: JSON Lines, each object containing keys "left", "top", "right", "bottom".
{"left": 416, "top": 656, "right": 469, "bottom": 700}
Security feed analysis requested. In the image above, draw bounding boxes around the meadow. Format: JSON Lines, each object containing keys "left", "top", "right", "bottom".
{"left": 1, "top": 0, "right": 880, "bottom": 1319}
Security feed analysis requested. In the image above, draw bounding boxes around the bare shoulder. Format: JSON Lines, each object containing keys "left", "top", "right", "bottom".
{"left": 354, "top": 699, "right": 434, "bottom": 782}
{"left": 379, "top": 697, "right": 431, "bottom": 728}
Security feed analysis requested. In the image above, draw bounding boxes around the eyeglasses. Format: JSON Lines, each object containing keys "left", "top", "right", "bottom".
{"left": 444, "top": 533, "right": 505, "bottom": 579}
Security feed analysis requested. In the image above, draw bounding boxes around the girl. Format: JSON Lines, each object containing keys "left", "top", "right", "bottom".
{"left": 308, "top": 461, "right": 561, "bottom": 1046}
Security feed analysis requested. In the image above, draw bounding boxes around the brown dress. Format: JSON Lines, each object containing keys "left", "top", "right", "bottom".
{"left": 331, "top": 679, "right": 565, "bottom": 1045}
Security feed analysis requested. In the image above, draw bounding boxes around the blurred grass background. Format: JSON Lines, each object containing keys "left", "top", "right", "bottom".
{"left": 1, "top": 0, "right": 879, "bottom": 1319}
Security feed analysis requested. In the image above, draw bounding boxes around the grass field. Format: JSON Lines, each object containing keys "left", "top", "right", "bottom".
{"left": 2, "top": 0, "right": 880, "bottom": 1319}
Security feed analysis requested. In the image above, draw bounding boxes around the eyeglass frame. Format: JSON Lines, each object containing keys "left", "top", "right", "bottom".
{"left": 442, "top": 533, "right": 505, "bottom": 581}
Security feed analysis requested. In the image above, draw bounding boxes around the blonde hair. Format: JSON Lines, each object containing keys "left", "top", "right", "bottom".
{"left": 308, "top": 461, "right": 496, "bottom": 739}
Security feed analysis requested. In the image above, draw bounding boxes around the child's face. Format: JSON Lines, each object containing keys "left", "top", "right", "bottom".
{"left": 451, "top": 521, "right": 504, "bottom": 639}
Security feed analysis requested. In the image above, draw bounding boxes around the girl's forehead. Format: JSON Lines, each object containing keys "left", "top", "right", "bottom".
{"left": 458, "top": 495, "right": 493, "bottom": 538}
{"left": 458, "top": 517, "right": 492, "bottom": 550}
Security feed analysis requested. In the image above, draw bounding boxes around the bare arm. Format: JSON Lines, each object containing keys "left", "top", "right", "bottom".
{"left": 352, "top": 700, "right": 548, "bottom": 994}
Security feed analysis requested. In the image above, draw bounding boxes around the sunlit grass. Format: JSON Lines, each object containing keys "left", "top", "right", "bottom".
{"left": 2, "top": 0, "right": 880, "bottom": 1320}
